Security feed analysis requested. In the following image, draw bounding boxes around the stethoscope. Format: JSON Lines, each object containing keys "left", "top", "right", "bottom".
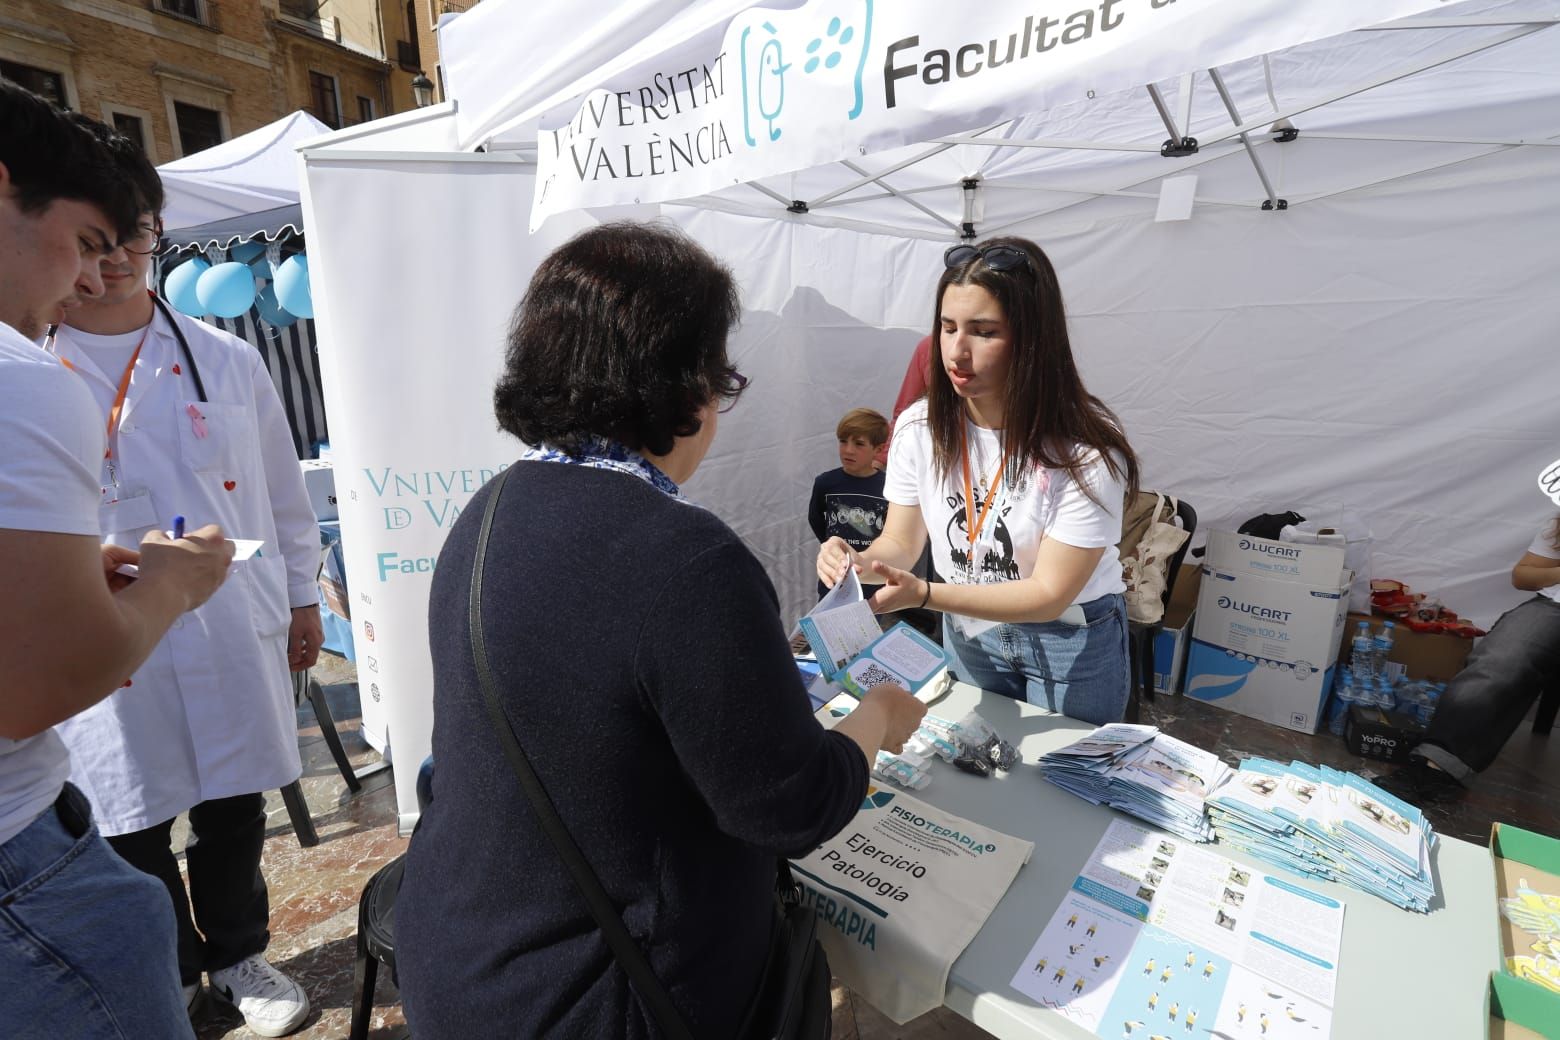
{"left": 152, "top": 294, "right": 209, "bottom": 403}
{"left": 47, "top": 291, "right": 209, "bottom": 402}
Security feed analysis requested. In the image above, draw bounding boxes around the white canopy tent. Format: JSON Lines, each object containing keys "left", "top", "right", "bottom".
{"left": 298, "top": 0, "right": 1560, "bottom": 827}
{"left": 159, "top": 110, "right": 331, "bottom": 231}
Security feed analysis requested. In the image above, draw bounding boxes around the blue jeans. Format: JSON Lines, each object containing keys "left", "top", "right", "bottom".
{"left": 0, "top": 784, "right": 192, "bottom": 1039}
{"left": 943, "top": 593, "right": 1131, "bottom": 725}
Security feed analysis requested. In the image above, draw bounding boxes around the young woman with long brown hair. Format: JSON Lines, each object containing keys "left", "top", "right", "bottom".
{"left": 817, "top": 237, "right": 1140, "bottom": 725}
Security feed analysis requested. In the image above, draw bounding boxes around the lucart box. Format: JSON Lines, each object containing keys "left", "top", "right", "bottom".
{"left": 1204, "top": 528, "right": 1347, "bottom": 586}
{"left": 1184, "top": 566, "right": 1352, "bottom": 733}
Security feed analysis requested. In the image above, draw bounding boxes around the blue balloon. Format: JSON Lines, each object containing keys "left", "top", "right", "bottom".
{"left": 273, "top": 254, "right": 313, "bottom": 319}
{"left": 228, "top": 240, "right": 266, "bottom": 264}
{"left": 196, "top": 262, "right": 258, "bottom": 319}
{"left": 165, "top": 257, "right": 210, "bottom": 316}
{"left": 249, "top": 255, "right": 274, "bottom": 282}
{"left": 255, "top": 284, "right": 297, "bottom": 328}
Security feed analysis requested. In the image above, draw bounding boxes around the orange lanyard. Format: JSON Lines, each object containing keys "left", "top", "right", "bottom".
{"left": 103, "top": 333, "right": 147, "bottom": 461}
{"left": 959, "top": 422, "right": 1006, "bottom": 553}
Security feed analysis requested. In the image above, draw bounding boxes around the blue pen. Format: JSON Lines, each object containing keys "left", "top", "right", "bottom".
{"left": 172, "top": 515, "right": 185, "bottom": 540}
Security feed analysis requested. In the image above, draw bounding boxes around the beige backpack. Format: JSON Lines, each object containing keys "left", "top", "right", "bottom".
{"left": 1119, "top": 491, "right": 1191, "bottom": 625}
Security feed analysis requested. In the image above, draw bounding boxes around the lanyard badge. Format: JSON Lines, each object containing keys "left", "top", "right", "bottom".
{"left": 959, "top": 423, "right": 1006, "bottom": 584}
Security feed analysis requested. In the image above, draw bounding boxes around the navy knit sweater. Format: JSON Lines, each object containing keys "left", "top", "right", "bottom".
{"left": 397, "top": 462, "right": 870, "bottom": 1038}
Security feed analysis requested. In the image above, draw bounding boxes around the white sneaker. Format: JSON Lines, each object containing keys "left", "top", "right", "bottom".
{"left": 207, "top": 954, "right": 310, "bottom": 1037}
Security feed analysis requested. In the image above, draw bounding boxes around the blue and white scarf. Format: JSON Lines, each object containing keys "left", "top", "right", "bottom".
{"left": 519, "top": 435, "right": 682, "bottom": 498}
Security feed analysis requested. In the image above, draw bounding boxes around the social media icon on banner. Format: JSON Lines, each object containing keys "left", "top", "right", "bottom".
{"left": 364, "top": 621, "right": 375, "bottom": 643}
{"left": 1540, "top": 457, "right": 1560, "bottom": 506}
{"left": 739, "top": 0, "right": 874, "bottom": 148}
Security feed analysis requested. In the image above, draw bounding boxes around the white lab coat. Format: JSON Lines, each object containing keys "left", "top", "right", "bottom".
{"left": 51, "top": 304, "right": 318, "bottom": 836}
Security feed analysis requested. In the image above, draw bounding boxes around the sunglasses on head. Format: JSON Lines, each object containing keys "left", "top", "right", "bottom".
{"left": 943, "top": 243, "right": 1033, "bottom": 274}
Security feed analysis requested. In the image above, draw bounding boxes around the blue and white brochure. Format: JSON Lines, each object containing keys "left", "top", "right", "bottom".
{"left": 838, "top": 622, "right": 953, "bottom": 703}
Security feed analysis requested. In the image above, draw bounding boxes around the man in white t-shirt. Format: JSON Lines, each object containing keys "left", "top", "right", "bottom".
{"left": 1381, "top": 517, "right": 1560, "bottom": 805}
{"left": 0, "top": 82, "right": 233, "bottom": 1036}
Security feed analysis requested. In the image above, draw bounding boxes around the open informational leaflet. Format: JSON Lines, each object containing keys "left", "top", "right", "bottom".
{"left": 1011, "top": 819, "right": 1344, "bottom": 1040}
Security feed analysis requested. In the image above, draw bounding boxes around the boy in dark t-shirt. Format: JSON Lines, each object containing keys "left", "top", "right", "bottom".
{"left": 808, "top": 408, "right": 889, "bottom": 598}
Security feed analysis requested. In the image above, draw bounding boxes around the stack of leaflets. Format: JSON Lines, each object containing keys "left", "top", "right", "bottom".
{"left": 1038, "top": 725, "right": 1232, "bottom": 843}
{"left": 1209, "top": 758, "right": 1438, "bottom": 912}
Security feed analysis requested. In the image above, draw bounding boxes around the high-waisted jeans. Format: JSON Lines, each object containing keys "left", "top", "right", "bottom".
{"left": 943, "top": 592, "right": 1132, "bottom": 725}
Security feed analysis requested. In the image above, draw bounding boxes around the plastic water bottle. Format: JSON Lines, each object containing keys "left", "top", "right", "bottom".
{"left": 1350, "top": 621, "right": 1375, "bottom": 683}
{"left": 1371, "top": 621, "right": 1396, "bottom": 684}
{"left": 1419, "top": 682, "right": 1446, "bottom": 727}
{"left": 1373, "top": 676, "right": 1398, "bottom": 712}
{"left": 1395, "top": 679, "right": 1425, "bottom": 719}
{"left": 1328, "top": 674, "right": 1356, "bottom": 736}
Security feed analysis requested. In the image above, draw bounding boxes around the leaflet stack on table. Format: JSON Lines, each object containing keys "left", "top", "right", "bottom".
{"left": 1038, "top": 725, "right": 1232, "bottom": 843}
{"left": 1209, "top": 758, "right": 1437, "bottom": 912}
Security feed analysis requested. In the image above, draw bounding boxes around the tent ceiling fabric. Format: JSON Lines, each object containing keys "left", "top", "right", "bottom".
{"left": 440, "top": 0, "right": 1558, "bottom": 240}
{"left": 158, "top": 111, "right": 332, "bottom": 232}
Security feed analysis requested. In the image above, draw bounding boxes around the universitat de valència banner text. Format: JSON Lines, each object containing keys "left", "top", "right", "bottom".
{"left": 530, "top": 0, "right": 1446, "bottom": 229}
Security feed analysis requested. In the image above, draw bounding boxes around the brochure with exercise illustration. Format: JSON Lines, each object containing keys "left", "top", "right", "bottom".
{"left": 1011, "top": 819, "right": 1344, "bottom": 1040}
{"left": 1210, "top": 759, "right": 1437, "bottom": 912}
{"left": 1040, "top": 727, "right": 1231, "bottom": 843}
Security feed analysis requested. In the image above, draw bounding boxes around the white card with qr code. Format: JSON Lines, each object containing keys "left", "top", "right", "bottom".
{"left": 839, "top": 623, "right": 952, "bottom": 702}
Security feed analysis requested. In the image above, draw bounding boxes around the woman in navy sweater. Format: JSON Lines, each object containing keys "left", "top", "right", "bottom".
{"left": 396, "top": 222, "right": 926, "bottom": 1038}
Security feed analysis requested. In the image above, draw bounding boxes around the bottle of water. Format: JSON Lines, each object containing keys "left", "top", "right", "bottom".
{"left": 1419, "top": 682, "right": 1445, "bottom": 727}
{"left": 1395, "top": 679, "right": 1425, "bottom": 720}
{"left": 1371, "top": 620, "right": 1396, "bottom": 684}
{"left": 1350, "top": 621, "right": 1375, "bottom": 683}
{"left": 1373, "top": 676, "right": 1397, "bottom": 712}
{"left": 1328, "top": 673, "right": 1355, "bottom": 736}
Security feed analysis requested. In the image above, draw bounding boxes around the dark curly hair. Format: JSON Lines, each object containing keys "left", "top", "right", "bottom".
{"left": 68, "top": 112, "right": 165, "bottom": 221}
{"left": 0, "top": 81, "right": 145, "bottom": 241}
{"left": 494, "top": 222, "right": 743, "bottom": 457}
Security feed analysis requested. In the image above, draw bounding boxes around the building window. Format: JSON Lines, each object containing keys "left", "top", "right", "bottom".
{"left": 174, "top": 101, "right": 224, "bottom": 155}
{"left": 156, "top": 0, "right": 215, "bottom": 28}
{"left": 309, "top": 71, "right": 341, "bottom": 129}
{"left": 0, "top": 60, "right": 68, "bottom": 109}
{"left": 111, "top": 112, "right": 147, "bottom": 151}
{"left": 357, "top": 96, "right": 375, "bottom": 124}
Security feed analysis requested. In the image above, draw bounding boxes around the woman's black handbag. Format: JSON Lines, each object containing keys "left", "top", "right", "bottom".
{"left": 468, "top": 467, "right": 831, "bottom": 1040}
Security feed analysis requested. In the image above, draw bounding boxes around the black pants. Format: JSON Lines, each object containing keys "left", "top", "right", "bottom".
{"left": 106, "top": 792, "right": 271, "bottom": 985}
{"left": 1414, "top": 596, "right": 1560, "bottom": 778}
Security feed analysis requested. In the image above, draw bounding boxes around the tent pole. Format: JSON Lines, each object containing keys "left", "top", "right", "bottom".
{"left": 1148, "top": 83, "right": 1197, "bottom": 156}
{"left": 840, "top": 159, "right": 960, "bottom": 234}
{"left": 808, "top": 122, "right": 1009, "bottom": 208}
{"left": 1200, "top": 24, "right": 1550, "bottom": 149}
{"left": 1207, "top": 67, "right": 1284, "bottom": 210}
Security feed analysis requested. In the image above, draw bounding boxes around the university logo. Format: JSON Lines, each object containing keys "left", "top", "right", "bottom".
{"left": 738, "top": 0, "right": 874, "bottom": 147}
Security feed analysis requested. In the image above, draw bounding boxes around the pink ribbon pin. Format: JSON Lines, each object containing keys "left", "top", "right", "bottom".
{"left": 187, "top": 404, "right": 208, "bottom": 439}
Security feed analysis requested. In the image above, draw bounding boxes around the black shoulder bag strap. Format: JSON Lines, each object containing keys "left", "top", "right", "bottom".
{"left": 469, "top": 467, "right": 695, "bottom": 1040}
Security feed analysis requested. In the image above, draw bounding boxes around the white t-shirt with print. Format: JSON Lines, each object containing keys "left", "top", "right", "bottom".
{"left": 0, "top": 322, "right": 106, "bottom": 847}
{"left": 1526, "top": 522, "right": 1560, "bottom": 603}
{"left": 883, "top": 400, "right": 1126, "bottom": 607}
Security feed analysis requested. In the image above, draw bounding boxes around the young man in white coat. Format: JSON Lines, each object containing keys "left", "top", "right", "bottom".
{"left": 0, "top": 82, "right": 234, "bottom": 1038}
{"left": 49, "top": 126, "right": 322, "bottom": 1038}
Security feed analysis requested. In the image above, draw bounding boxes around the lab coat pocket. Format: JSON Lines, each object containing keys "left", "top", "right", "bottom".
{"left": 242, "top": 554, "right": 293, "bottom": 639}
{"left": 177, "top": 401, "right": 249, "bottom": 475}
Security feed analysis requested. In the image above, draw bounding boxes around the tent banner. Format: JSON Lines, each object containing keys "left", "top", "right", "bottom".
{"left": 531, "top": 0, "right": 1443, "bottom": 229}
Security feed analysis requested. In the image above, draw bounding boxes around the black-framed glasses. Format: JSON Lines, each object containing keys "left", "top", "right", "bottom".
{"left": 717, "top": 370, "right": 749, "bottom": 413}
{"left": 119, "top": 224, "right": 163, "bottom": 256}
{"left": 944, "top": 243, "right": 1032, "bottom": 274}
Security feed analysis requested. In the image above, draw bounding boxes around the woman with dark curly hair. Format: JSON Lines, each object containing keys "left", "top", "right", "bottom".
{"left": 817, "top": 237, "right": 1140, "bottom": 725}
{"left": 396, "top": 222, "right": 925, "bottom": 1038}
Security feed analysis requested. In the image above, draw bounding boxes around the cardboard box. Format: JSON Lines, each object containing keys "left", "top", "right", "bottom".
{"left": 299, "top": 459, "right": 337, "bottom": 521}
{"left": 1204, "top": 529, "right": 1348, "bottom": 587}
{"left": 1150, "top": 563, "right": 1202, "bottom": 695}
{"left": 1343, "top": 704, "right": 1424, "bottom": 763}
{"left": 1487, "top": 824, "right": 1560, "bottom": 1039}
{"left": 1184, "top": 566, "right": 1352, "bottom": 733}
{"left": 1342, "top": 611, "right": 1475, "bottom": 682}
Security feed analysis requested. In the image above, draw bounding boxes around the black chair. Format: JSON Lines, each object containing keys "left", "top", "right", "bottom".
{"left": 278, "top": 671, "right": 363, "bottom": 849}
{"left": 349, "top": 756, "right": 433, "bottom": 1040}
{"left": 1125, "top": 498, "right": 1198, "bottom": 724}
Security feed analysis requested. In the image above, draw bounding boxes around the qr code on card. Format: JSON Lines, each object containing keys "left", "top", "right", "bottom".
{"left": 851, "top": 661, "right": 901, "bottom": 690}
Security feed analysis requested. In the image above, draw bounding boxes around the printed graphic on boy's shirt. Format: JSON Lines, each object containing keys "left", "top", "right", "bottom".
{"left": 824, "top": 492, "right": 886, "bottom": 548}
